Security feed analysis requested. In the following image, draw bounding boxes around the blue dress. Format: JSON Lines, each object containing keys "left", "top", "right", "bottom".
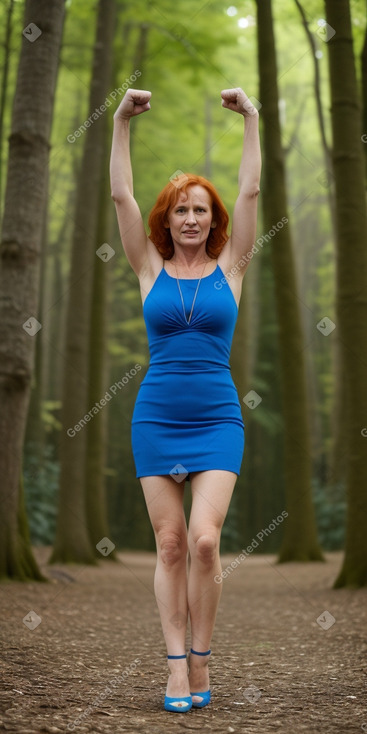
{"left": 131, "top": 260, "right": 245, "bottom": 480}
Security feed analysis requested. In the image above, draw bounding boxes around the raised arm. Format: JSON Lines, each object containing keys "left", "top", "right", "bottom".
{"left": 221, "top": 88, "right": 261, "bottom": 274}
{"left": 110, "top": 89, "right": 152, "bottom": 276}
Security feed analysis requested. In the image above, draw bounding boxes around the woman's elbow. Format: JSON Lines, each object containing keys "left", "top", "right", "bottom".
{"left": 111, "top": 189, "right": 121, "bottom": 203}
{"left": 240, "top": 184, "right": 260, "bottom": 198}
{"left": 111, "top": 189, "right": 130, "bottom": 204}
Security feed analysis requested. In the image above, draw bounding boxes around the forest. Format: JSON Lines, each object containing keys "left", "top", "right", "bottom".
{"left": 0, "top": 0, "right": 366, "bottom": 590}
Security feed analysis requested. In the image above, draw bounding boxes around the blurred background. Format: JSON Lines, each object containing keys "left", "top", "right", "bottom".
{"left": 0, "top": 0, "right": 366, "bottom": 585}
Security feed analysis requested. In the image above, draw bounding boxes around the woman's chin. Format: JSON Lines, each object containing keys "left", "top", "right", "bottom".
{"left": 176, "top": 234, "right": 209, "bottom": 247}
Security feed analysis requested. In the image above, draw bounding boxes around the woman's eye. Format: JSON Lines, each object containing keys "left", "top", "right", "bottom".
{"left": 175, "top": 207, "right": 206, "bottom": 213}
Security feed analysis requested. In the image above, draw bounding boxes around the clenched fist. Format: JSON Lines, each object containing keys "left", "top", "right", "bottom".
{"left": 114, "top": 89, "right": 152, "bottom": 121}
{"left": 221, "top": 88, "right": 258, "bottom": 118}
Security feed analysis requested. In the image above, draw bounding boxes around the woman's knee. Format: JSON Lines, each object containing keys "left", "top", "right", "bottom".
{"left": 189, "top": 533, "right": 219, "bottom": 567}
{"left": 156, "top": 528, "right": 188, "bottom": 568}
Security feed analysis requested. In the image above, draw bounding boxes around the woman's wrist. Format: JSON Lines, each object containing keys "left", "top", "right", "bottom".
{"left": 243, "top": 109, "right": 259, "bottom": 123}
{"left": 113, "top": 114, "right": 131, "bottom": 126}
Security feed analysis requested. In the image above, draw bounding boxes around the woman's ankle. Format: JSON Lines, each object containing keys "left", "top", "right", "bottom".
{"left": 189, "top": 648, "right": 211, "bottom": 663}
{"left": 167, "top": 657, "right": 188, "bottom": 674}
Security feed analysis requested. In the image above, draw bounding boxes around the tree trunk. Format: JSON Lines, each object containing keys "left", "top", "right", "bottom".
{"left": 324, "top": 0, "right": 367, "bottom": 588}
{"left": 243, "top": 242, "right": 286, "bottom": 548}
{"left": 49, "top": 0, "right": 116, "bottom": 564}
{"left": 85, "top": 132, "right": 117, "bottom": 559}
{"left": 0, "top": 0, "right": 15, "bottom": 221}
{"left": 24, "top": 174, "right": 49, "bottom": 453}
{"left": 361, "top": 0, "right": 367, "bottom": 182}
{"left": 256, "top": 0, "right": 324, "bottom": 561}
{"left": 0, "top": 0, "right": 65, "bottom": 580}
{"left": 43, "top": 180, "right": 76, "bottom": 408}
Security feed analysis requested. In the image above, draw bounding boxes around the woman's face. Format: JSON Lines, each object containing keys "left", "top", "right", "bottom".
{"left": 165, "top": 185, "right": 214, "bottom": 250}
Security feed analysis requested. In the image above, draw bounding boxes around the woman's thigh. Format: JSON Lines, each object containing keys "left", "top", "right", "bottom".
{"left": 188, "top": 469, "right": 238, "bottom": 542}
{"left": 139, "top": 474, "right": 187, "bottom": 537}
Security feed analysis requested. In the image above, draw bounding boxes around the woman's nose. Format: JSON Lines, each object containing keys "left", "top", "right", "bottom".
{"left": 185, "top": 210, "right": 197, "bottom": 223}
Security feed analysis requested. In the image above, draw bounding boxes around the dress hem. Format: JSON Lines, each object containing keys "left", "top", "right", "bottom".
{"left": 135, "top": 466, "right": 241, "bottom": 480}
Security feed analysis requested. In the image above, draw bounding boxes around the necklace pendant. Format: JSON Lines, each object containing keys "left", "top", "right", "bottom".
{"left": 174, "top": 260, "right": 209, "bottom": 325}
{"left": 176, "top": 278, "right": 201, "bottom": 325}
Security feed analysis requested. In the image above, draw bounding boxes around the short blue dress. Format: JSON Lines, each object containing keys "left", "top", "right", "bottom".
{"left": 131, "top": 259, "right": 245, "bottom": 480}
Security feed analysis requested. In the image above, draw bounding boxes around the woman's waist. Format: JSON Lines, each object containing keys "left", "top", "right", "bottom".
{"left": 146, "top": 332, "right": 232, "bottom": 370}
{"left": 133, "top": 370, "right": 244, "bottom": 424}
{"left": 139, "top": 366, "right": 239, "bottom": 393}
{"left": 145, "top": 359, "right": 231, "bottom": 373}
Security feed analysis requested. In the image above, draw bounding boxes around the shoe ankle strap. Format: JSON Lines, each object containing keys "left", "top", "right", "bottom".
{"left": 190, "top": 648, "right": 211, "bottom": 656}
{"left": 167, "top": 653, "right": 187, "bottom": 659}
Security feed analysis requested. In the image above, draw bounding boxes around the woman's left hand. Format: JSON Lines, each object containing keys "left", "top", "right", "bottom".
{"left": 221, "top": 87, "right": 258, "bottom": 118}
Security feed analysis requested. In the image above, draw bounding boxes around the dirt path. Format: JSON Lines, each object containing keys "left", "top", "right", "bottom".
{"left": 0, "top": 549, "right": 366, "bottom": 733}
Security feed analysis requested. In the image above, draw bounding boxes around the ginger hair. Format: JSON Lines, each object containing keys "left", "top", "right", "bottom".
{"left": 148, "top": 173, "right": 229, "bottom": 259}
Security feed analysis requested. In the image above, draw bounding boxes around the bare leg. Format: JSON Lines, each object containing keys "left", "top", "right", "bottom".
{"left": 140, "top": 474, "right": 190, "bottom": 699}
{"left": 187, "top": 469, "right": 237, "bottom": 702}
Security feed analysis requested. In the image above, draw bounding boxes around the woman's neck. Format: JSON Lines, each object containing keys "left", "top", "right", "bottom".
{"left": 170, "top": 247, "right": 212, "bottom": 267}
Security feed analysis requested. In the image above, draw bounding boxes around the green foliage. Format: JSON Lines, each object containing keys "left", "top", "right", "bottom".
{"left": 23, "top": 443, "right": 60, "bottom": 546}
{"left": 41, "top": 401, "right": 62, "bottom": 432}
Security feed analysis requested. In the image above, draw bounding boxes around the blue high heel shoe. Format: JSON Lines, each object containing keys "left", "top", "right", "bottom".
{"left": 190, "top": 648, "right": 211, "bottom": 707}
{"left": 164, "top": 654, "right": 192, "bottom": 712}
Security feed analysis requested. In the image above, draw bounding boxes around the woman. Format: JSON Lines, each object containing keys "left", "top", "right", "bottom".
{"left": 110, "top": 87, "right": 261, "bottom": 712}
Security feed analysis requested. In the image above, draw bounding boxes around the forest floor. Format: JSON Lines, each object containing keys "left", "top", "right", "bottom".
{"left": 0, "top": 548, "right": 366, "bottom": 734}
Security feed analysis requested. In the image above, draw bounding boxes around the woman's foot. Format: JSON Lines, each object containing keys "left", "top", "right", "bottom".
{"left": 188, "top": 650, "right": 211, "bottom": 706}
{"left": 166, "top": 670, "right": 191, "bottom": 698}
{"left": 165, "top": 658, "right": 191, "bottom": 710}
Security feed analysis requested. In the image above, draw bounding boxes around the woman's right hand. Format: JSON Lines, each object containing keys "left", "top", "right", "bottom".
{"left": 114, "top": 89, "right": 152, "bottom": 121}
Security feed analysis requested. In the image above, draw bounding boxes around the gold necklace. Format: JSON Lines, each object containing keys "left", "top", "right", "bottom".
{"left": 174, "top": 260, "right": 209, "bottom": 325}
